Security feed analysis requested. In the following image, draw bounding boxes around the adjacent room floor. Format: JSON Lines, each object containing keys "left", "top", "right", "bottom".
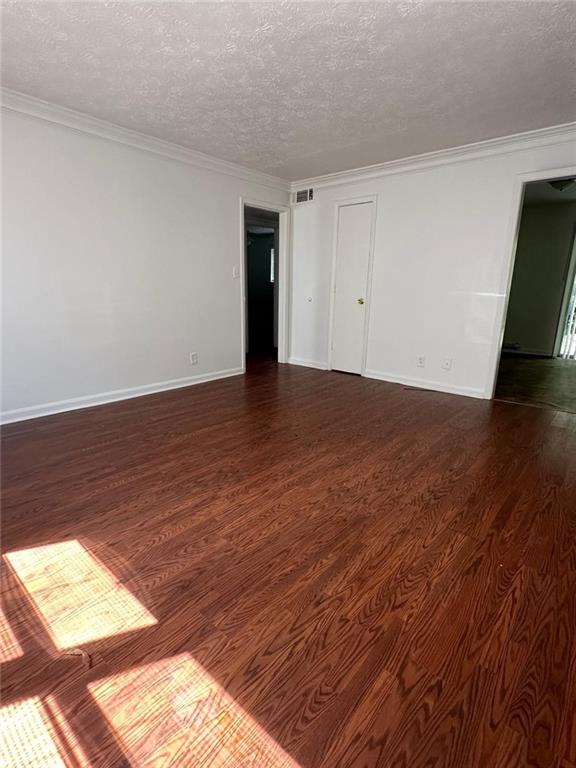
{"left": 495, "top": 352, "right": 576, "bottom": 413}
{"left": 2, "top": 362, "right": 575, "bottom": 768}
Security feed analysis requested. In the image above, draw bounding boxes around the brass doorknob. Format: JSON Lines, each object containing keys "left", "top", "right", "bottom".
{"left": 357, "top": 298, "right": 365, "bottom": 305}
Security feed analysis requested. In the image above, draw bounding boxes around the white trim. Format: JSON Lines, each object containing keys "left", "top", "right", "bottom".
{"left": 327, "top": 195, "right": 378, "bottom": 375}
{"left": 6, "top": 88, "right": 571, "bottom": 196}
{"left": 291, "top": 123, "right": 576, "bottom": 191}
{"left": 1, "top": 367, "right": 243, "bottom": 425}
{"left": 553, "top": 226, "right": 576, "bottom": 357}
{"left": 278, "top": 208, "right": 292, "bottom": 364}
{"left": 287, "top": 357, "right": 329, "bottom": 370}
{"left": 1, "top": 88, "right": 289, "bottom": 193}
{"left": 486, "top": 163, "right": 576, "bottom": 399}
{"left": 365, "top": 369, "right": 486, "bottom": 400}
{"left": 240, "top": 198, "right": 291, "bottom": 364}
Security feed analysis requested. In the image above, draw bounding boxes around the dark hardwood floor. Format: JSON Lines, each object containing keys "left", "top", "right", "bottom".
{"left": 495, "top": 353, "right": 576, "bottom": 413}
{"left": 1, "top": 360, "right": 575, "bottom": 767}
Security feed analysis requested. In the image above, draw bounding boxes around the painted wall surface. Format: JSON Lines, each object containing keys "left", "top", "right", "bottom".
{"left": 289, "top": 132, "right": 576, "bottom": 397}
{"left": 504, "top": 202, "right": 576, "bottom": 356}
{"left": 2, "top": 110, "right": 288, "bottom": 420}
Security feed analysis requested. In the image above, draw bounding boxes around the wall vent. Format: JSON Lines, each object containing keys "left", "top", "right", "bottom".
{"left": 293, "top": 188, "right": 314, "bottom": 204}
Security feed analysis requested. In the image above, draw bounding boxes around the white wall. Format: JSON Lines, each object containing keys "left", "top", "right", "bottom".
{"left": 504, "top": 202, "right": 576, "bottom": 356}
{"left": 289, "top": 127, "right": 576, "bottom": 397}
{"left": 2, "top": 106, "right": 288, "bottom": 421}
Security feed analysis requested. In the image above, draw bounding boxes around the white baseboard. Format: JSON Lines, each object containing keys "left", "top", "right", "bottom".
{"left": 287, "top": 356, "right": 330, "bottom": 371}
{"left": 1, "top": 367, "right": 244, "bottom": 425}
{"left": 364, "top": 369, "right": 487, "bottom": 400}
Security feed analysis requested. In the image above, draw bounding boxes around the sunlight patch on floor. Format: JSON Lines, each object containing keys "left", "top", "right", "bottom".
{"left": 4, "top": 540, "right": 156, "bottom": 649}
{"left": 0, "top": 607, "right": 23, "bottom": 663}
{"left": 89, "top": 653, "right": 300, "bottom": 767}
{"left": 2, "top": 544, "right": 297, "bottom": 765}
{"left": 0, "top": 696, "right": 89, "bottom": 768}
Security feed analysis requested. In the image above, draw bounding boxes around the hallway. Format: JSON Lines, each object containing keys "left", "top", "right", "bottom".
{"left": 495, "top": 353, "right": 576, "bottom": 413}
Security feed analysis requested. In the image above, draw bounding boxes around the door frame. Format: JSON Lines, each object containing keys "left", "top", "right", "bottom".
{"left": 486, "top": 164, "right": 576, "bottom": 399}
{"left": 553, "top": 225, "right": 576, "bottom": 357}
{"left": 327, "top": 195, "right": 378, "bottom": 375}
{"left": 239, "top": 197, "right": 291, "bottom": 367}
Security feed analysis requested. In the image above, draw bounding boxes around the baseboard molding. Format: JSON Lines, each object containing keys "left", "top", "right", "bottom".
{"left": 1, "top": 367, "right": 244, "bottom": 425}
{"left": 287, "top": 356, "right": 330, "bottom": 371}
{"left": 364, "top": 369, "right": 487, "bottom": 400}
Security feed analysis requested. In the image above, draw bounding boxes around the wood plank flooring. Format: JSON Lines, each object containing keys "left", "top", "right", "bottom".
{"left": 1, "top": 360, "right": 576, "bottom": 767}
{"left": 495, "top": 353, "right": 576, "bottom": 413}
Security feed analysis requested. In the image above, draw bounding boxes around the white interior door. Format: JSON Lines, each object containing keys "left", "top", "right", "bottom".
{"left": 331, "top": 201, "right": 374, "bottom": 374}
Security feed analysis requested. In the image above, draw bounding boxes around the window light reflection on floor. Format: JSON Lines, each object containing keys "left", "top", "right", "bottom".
{"left": 4, "top": 540, "right": 156, "bottom": 650}
{"left": 0, "top": 607, "right": 23, "bottom": 663}
{"left": 0, "top": 696, "right": 89, "bottom": 768}
{"left": 89, "top": 652, "right": 300, "bottom": 767}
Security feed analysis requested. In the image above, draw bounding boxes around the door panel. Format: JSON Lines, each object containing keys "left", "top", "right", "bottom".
{"left": 331, "top": 202, "right": 374, "bottom": 374}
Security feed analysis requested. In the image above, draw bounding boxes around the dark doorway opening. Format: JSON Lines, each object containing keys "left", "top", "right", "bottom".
{"left": 244, "top": 206, "right": 279, "bottom": 362}
{"left": 495, "top": 176, "right": 576, "bottom": 413}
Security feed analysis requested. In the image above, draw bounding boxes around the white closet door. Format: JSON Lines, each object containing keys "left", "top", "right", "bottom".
{"left": 331, "top": 202, "right": 374, "bottom": 374}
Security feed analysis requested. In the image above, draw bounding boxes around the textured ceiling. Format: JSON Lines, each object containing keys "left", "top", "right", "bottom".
{"left": 2, "top": 1, "right": 576, "bottom": 181}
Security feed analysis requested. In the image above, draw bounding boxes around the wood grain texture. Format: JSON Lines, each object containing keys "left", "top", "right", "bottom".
{"left": 2, "top": 359, "right": 576, "bottom": 767}
{"left": 495, "top": 354, "right": 576, "bottom": 414}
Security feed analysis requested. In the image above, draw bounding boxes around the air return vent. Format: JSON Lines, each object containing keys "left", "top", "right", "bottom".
{"left": 293, "top": 188, "right": 314, "bottom": 204}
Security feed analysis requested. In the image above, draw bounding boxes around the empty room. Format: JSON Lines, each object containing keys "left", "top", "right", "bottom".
{"left": 1, "top": 3, "right": 575, "bottom": 767}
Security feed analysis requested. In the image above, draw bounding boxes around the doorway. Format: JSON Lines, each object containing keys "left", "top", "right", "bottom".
{"left": 244, "top": 205, "right": 279, "bottom": 362}
{"left": 330, "top": 198, "right": 376, "bottom": 374}
{"left": 495, "top": 176, "right": 576, "bottom": 412}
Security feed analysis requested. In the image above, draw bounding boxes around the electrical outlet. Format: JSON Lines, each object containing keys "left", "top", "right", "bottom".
{"left": 442, "top": 358, "right": 453, "bottom": 371}
{"left": 189, "top": 352, "right": 198, "bottom": 365}
{"left": 416, "top": 355, "right": 425, "bottom": 368}
{"left": 232, "top": 266, "right": 240, "bottom": 279}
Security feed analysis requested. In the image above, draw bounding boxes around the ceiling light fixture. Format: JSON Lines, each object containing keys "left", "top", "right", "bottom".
{"left": 548, "top": 178, "right": 576, "bottom": 192}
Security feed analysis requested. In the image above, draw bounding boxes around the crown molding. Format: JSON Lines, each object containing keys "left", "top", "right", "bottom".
{"left": 1, "top": 88, "right": 290, "bottom": 192}
{"left": 291, "top": 122, "right": 576, "bottom": 191}
{"left": 3, "top": 88, "right": 573, "bottom": 195}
